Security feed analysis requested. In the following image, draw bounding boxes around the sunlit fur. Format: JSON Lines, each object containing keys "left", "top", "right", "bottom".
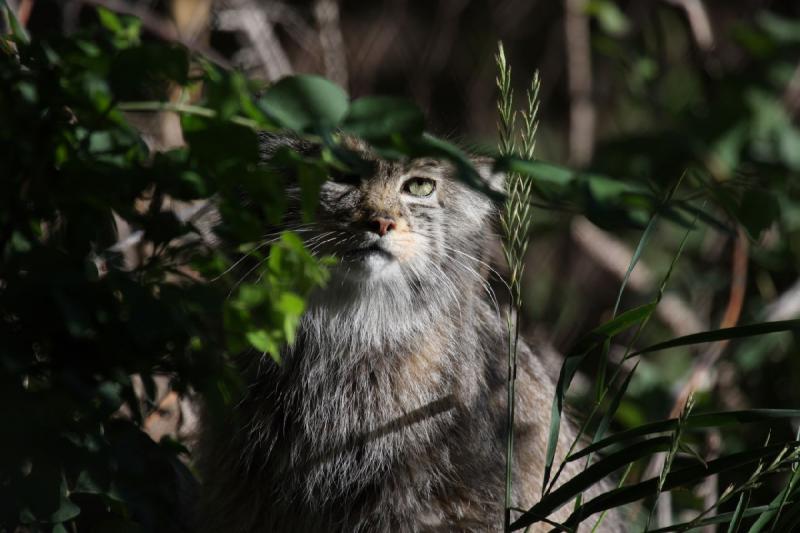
{"left": 196, "top": 135, "right": 619, "bottom": 532}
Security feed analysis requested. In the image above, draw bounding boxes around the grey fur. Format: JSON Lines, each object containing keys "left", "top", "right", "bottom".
{"left": 196, "top": 136, "right": 619, "bottom": 532}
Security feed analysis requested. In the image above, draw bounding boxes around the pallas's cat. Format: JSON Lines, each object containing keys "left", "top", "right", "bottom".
{"left": 197, "top": 135, "right": 617, "bottom": 532}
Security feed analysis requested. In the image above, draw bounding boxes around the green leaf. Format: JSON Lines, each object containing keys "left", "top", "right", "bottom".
{"left": 259, "top": 75, "right": 349, "bottom": 132}
{"left": 612, "top": 214, "right": 658, "bottom": 317}
{"left": 631, "top": 320, "right": 800, "bottom": 356}
{"left": 757, "top": 11, "right": 800, "bottom": 43}
{"left": 747, "top": 454, "right": 800, "bottom": 532}
{"left": 543, "top": 302, "right": 656, "bottom": 491}
{"left": 727, "top": 492, "right": 750, "bottom": 533}
{"left": 645, "top": 504, "right": 789, "bottom": 533}
{"left": 586, "top": 0, "right": 631, "bottom": 36}
{"left": 343, "top": 96, "right": 425, "bottom": 140}
{"left": 1, "top": 0, "right": 30, "bottom": 43}
{"left": 277, "top": 292, "right": 305, "bottom": 317}
{"left": 497, "top": 157, "right": 576, "bottom": 187}
{"left": 246, "top": 329, "right": 278, "bottom": 355}
{"left": 97, "top": 6, "right": 141, "bottom": 47}
{"left": 97, "top": 6, "right": 124, "bottom": 33}
{"left": 569, "top": 409, "right": 800, "bottom": 462}
{"left": 593, "top": 303, "right": 657, "bottom": 338}
{"left": 516, "top": 437, "right": 673, "bottom": 528}
{"left": 592, "top": 362, "right": 639, "bottom": 449}
{"left": 538, "top": 444, "right": 796, "bottom": 531}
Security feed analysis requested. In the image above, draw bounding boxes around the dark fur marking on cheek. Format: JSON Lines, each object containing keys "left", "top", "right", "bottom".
{"left": 413, "top": 211, "right": 434, "bottom": 224}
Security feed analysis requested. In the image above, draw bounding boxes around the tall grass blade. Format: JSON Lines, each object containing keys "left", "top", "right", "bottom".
{"left": 612, "top": 216, "right": 658, "bottom": 318}
{"left": 643, "top": 504, "right": 789, "bottom": 533}
{"left": 515, "top": 436, "right": 673, "bottom": 528}
{"left": 529, "top": 443, "right": 797, "bottom": 531}
{"left": 543, "top": 302, "right": 658, "bottom": 492}
{"left": 645, "top": 395, "right": 695, "bottom": 531}
{"left": 727, "top": 491, "right": 750, "bottom": 533}
{"left": 747, "top": 447, "right": 800, "bottom": 532}
{"left": 568, "top": 409, "right": 800, "bottom": 461}
{"left": 592, "top": 361, "right": 639, "bottom": 449}
{"left": 0, "top": 0, "right": 30, "bottom": 43}
{"left": 630, "top": 320, "right": 800, "bottom": 357}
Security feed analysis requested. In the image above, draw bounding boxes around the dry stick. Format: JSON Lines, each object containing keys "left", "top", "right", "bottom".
{"left": 217, "top": 0, "right": 292, "bottom": 81}
{"left": 564, "top": 0, "right": 594, "bottom": 167}
{"left": 16, "top": 0, "right": 32, "bottom": 25}
{"left": 663, "top": 0, "right": 715, "bottom": 52}
{"left": 669, "top": 226, "right": 748, "bottom": 418}
{"left": 170, "top": 0, "right": 212, "bottom": 43}
{"left": 313, "top": 0, "right": 348, "bottom": 89}
{"left": 783, "top": 62, "right": 800, "bottom": 118}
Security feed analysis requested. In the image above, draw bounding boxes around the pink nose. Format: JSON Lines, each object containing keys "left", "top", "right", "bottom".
{"left": 370, "top": 217, "right": 397, "bottom": 236}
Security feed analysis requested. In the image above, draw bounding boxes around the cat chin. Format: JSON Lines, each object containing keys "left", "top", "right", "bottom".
{"left": 332, "top": 252, "right": 403, "bottom": 283}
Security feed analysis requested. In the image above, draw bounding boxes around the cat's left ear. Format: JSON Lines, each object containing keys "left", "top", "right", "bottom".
{"left": 471, "top": 156, "right": 505, "bottom": 195}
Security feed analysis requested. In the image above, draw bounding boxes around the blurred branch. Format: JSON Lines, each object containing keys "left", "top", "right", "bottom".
{"left": 669, "top": 226, "right": 748, "bottom": 419}
{"left": 170, "top": 0, "right": 212, "bottom": 42}
{"left": 218, "top": 0, "right": 292, "bottom": 81}
{"left": 783, "top": 62, "right": 800, "bottom": 119}
{"left": 313, "top": 0, "right": 348, "bottom": 89}
{"left": 698, "top": 430, "right": 721, "bottom": 533}
{"left": 571, "top": 217, "right": 706, "bottom": 337}
{"left": 17, "top": 0, "right": 33, "bottom": 26}
{"left": 663, "top": 0, "right": 714, "bottom": 51}
{"left": 765, "top": 278, "right": 800, "bottom": 321}
{"left": 564, "top": 0, "right": 595, "bottom": 167}
{"left": 78, "top": 0, "right": 231, "bottom": 68}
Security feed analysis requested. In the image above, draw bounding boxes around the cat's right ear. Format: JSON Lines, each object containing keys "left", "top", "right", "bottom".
{"left": 471, "top": 156, "right": 506, "bottom": 196}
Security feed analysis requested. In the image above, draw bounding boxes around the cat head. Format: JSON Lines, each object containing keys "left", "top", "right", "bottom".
{"left": 262, "top": 134, "right": 501, "bottom": 301}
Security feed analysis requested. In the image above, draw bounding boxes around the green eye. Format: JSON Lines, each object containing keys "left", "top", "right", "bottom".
{"left": 403, "top": 177, "right": 435, "bottom": 197}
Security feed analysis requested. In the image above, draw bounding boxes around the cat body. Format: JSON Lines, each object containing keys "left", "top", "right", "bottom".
{"left": 197, "top": 137, "right": 616, "bottom": 532}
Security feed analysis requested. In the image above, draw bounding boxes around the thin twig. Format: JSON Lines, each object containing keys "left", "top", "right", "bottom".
{"left": 669, "top": 226, "right": 748, "bottom": 418}
{"left": 117, "top": 101, "right": 264, "bottom": 131}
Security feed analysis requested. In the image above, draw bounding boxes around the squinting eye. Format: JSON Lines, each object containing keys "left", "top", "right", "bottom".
{"left": 403, "top": 177, "right": 435, "bottom": 197}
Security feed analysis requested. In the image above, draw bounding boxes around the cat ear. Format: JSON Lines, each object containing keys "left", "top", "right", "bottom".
{"left": 470, "top": 156, "right": 506, "bottom": 195}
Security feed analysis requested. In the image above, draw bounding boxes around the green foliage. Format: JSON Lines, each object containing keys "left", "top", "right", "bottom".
{"left": 0, "top": 10, "right": 344, "bottom": 531}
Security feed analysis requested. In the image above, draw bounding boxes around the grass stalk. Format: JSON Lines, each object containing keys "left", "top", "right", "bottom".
{"left": 496, "top": 41, "right": 540, "bottom": 530}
